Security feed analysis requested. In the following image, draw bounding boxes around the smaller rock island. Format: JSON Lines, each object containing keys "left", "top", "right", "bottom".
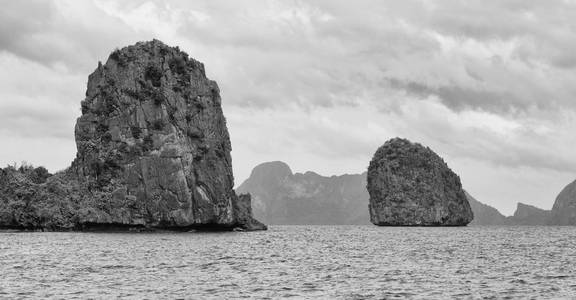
{"left": 367, "top": 138, "right": 473, "bottom": 226}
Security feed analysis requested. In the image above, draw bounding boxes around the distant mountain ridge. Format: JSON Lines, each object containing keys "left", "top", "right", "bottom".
{"left": 237, "top": 162, "right": 370, "bottom": 225}
{"left": 499, "top": 178, "right": 576, "bottom": 225}
{"left": 238, "top": 161, "right": 575, "bottom": 226}
{"left": 465, "top": 192, "right": 507, "bottom": 225}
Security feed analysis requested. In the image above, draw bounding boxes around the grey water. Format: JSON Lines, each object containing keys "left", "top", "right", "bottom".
{"left": 1, "top": 226, "right": 575, "bottom": 299}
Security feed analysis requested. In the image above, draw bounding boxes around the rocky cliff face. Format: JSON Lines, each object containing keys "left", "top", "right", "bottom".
{"left": 237, "top": 161, "right": 370, "bottom": 225}
{"left": 551, "top": 180, "right": 576, "bottom": 225}
{"left": 0, "top": 40, "right": 265, "bottom": 231}
{"left": 367, "top": 138, "right": 473, "bottom": 226}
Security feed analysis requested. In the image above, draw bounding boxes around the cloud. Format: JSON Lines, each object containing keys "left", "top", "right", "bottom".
{"left": 0, "top": 0, "right": 146, "bottom": 71}
{"left": 0, "top": 1, "right": 55, "bottom": 63}
{"left": 159, "top": 0, "right": 576, "bottom": 119}
{"left": 0, "top": 52, "right": 82, "bottom": 139}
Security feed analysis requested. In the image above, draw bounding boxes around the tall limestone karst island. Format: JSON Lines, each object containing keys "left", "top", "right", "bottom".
{"left": 0, "top": 40, "right": 266, "bottom": 231}
{"left": 367, "top": 138, "right": 474, "bottom": 226}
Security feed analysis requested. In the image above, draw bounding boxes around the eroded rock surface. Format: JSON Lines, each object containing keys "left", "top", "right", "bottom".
{"left": 367, "top": 138, "right": 473, "bottom": 226}
{"left": 0, "top": 40, "right": 265, "bottom": 231}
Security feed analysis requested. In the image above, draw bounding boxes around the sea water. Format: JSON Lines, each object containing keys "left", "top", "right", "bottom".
{"left": 1, "top": 226, "right": 575, "bottom": 299}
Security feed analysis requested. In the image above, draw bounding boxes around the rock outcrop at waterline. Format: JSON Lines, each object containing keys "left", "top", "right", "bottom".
{"left": 0, "top": 40, "right": 266, "bottom": 231}
{"left": 367, "top": 138, "right": 473, "bottom": 226}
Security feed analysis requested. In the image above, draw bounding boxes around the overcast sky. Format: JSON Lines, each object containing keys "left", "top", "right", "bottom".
{"left": 1, "top": 0, "right": 575, "bottom": 215}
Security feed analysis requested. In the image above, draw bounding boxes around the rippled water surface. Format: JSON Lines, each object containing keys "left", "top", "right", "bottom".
{"left": 1, "top": 226, "right": 576, "bottom": 299}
